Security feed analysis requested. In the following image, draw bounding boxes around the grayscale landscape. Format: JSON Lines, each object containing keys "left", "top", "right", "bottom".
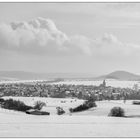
{"left": 1, "top": 2, "right": 140, "bottom": 138}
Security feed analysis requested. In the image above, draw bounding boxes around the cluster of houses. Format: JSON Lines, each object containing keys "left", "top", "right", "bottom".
{"left": 0, "top": 80, "right": 139, "bottom": 100}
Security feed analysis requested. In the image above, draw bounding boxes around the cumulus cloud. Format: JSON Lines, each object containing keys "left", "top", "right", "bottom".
{"left": 0, "top": 17, "right": 69, "bottom": 54}
{"left": 0, "top": 17, "right": 139, "bottom": 56}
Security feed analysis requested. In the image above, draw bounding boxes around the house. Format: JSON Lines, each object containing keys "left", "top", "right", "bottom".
{"left": 112, "top": 92, "right": 120, "bottom": 100}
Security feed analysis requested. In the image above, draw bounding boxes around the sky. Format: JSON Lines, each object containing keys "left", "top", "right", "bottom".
{"left": 0, "top": 3, "right": 140, "bottom": 76}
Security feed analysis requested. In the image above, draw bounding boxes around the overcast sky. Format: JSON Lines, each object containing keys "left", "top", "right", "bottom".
{"left": 0, "top": 3, "right": 140, "bottom": 76}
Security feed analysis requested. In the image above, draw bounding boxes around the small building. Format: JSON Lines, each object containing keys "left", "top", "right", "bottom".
{"left": 112, "top": 92, "right": 120, "bottom": 100}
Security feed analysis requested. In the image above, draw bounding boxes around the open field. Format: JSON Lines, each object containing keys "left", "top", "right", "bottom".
{"left": 2, "top": 97, "right": 140, "bottom": 117}
{"left": 2, "top": 97, "right": 85, "bottom": 115}
{"left": 1, "top": 113, "right": 140, "bottom": 137}
{"left": 1, "top": 97, "right": 140, "bottom": 137}
{"left": 0, "top": 79, "right": 51, "bottom": 84}
{"left": 74, "top": 100, "right": 140, "bottom": 117}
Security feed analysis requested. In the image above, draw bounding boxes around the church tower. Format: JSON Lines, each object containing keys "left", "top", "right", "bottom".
{"left": 103, "top": 79, "right": 106, "bottom": 87}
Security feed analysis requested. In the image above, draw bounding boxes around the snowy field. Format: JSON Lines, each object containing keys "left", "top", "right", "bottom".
{"left": 2, "top": 97, "right": 85, "bottom": 115}
{"left": 1, "top": 97, "right": 140, "bottom": 137}
{"left": 52, "top": 80, "right": 140, "bottom": 89}
{"left": 0, "top": 79, "right": 50, "bottom": 84}
{"left": 1, "top": 113, "right": 140, "bottom": 137}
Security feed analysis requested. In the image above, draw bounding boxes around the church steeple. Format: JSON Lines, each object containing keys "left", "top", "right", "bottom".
{"left": 103, "top": 79, "right": 106, "bottom": 87}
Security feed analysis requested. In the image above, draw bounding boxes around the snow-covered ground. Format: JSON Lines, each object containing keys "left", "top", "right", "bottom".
{"left": 2, "top": 97, "right": 85, "bottom": 115}
{"left": 1, "top": 114, "right": 140, "bottom": 137}
{"left": 1, "top": 97, "right": 140, "bottom": 137}
{"left": 74, "top": 100, "right": 140, "bottom": 117}
{"left": 52, "top": 79, "right": 140, "bottom": 89}
{"left": 0, "top": 79, "right": 52, "bottom": 84}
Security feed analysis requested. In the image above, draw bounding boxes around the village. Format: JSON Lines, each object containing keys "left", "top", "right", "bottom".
{"left": 0, "top": 80, "right": 139, "bottom": 101}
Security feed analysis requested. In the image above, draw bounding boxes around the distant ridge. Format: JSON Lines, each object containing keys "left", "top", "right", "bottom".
{"left": 95, "top": 70, "right": 140, "bottom": 81}
{"left": 0, "top": 71, "right": 94, "bottom": 80}
{"left": 0, "top": 70, "right": 140, "bottom": 81}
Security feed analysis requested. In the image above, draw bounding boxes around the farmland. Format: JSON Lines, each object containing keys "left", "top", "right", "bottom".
{"left": 0, "top": 98, "right": 140, "bottom": 137}
{"left": 0, "top": 79, "right": 140, "bottom": 137}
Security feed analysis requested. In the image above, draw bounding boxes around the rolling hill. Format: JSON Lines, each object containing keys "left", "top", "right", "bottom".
{"left": 0, "top": 71, "right": 94, "bottom": 81}
{"left": 0, "top": 70, "right": 140, "bottom": 81}
{"left": 95, "top": 71, "right": 140, "bottom": 81}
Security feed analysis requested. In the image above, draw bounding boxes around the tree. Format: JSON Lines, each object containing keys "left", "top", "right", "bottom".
{"left": 34, "top": 101, "right": 46, "bottom": 110}
{"left": 108, "top": 107, "right": 125, "bottom": 117}
{"left": 133, "top": 84, "right": 139, "bottom": 91}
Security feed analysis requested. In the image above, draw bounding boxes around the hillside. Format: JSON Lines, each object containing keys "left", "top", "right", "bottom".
{"left": 95, "top": 71, "right": 140, "bottom": 81}
{"left": 0, "top": 70, "right": 140, "bottom": 81}
{"left": 0, "top": 71, "right": 94, "bottom": 81}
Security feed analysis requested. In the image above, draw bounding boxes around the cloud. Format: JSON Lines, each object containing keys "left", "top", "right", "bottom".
{"left": 0, "top": 17, "right": 69, "bottom": 54}
{"left": 94, "top": 33, "right": 139, "bottom": 56}
{"left": 103, "top": 3, "right": 140, "bottom": 18}
{"left": 0, "top": 17, "right": 139, "bottom": 56}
